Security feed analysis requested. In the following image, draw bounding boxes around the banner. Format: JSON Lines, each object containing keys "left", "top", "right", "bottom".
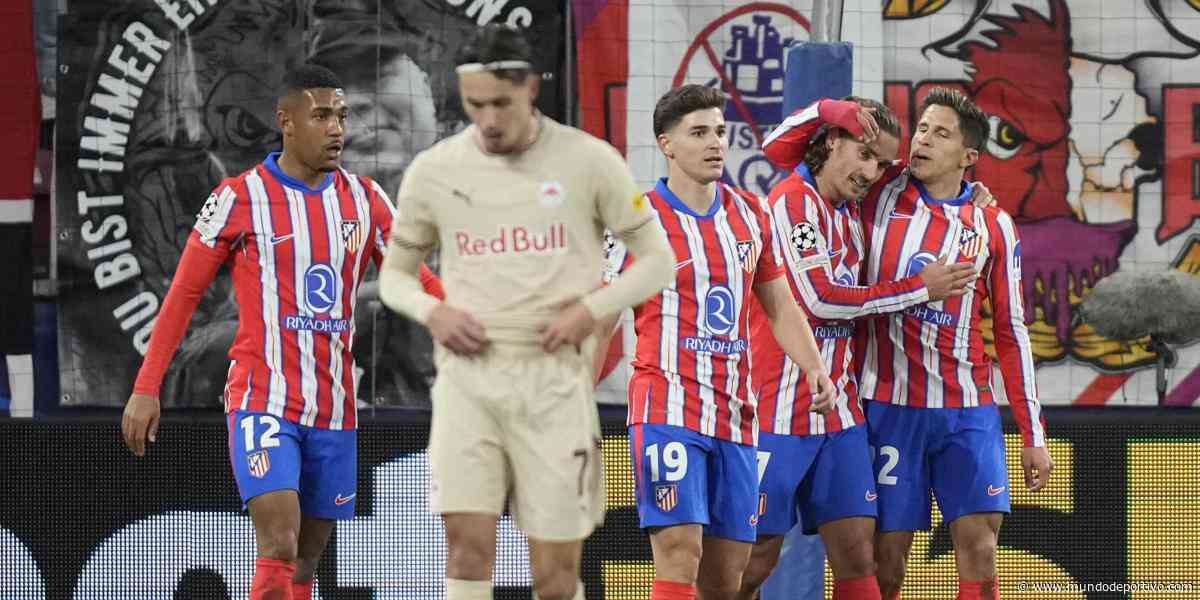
{"left": 1, "top": 410, "right": 1198, "bottom": 598}
{"left": 577, "top": 0, "right": 1200, "bottom": 406}
{"left": 54, "top": 0, "right": 566, "bottom": 408}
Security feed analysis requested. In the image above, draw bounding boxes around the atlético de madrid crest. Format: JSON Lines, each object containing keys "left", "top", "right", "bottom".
{"left": 959, "top": 227, "right": 983, "bottom": 259}
{"left": 341, "top": 220, "right": 365, "bottom": 253}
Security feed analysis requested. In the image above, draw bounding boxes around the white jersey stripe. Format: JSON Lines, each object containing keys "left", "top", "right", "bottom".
{"left": 681, "top": 212, "right": 717, "bottom": 437}
{"left": 246, "top": 170, "right": 288, "bottom": 416}
{"left": 763, "top": 101, "right": 821, "bottom": 147}
{"left": 323, "top": 183, "right": 348, "bottom": 430}
{"left": 996, "top": 213, "right": 1044, "bottom": 444}
{"left": 198, "top": 186, "right": 238, "bottom": 249}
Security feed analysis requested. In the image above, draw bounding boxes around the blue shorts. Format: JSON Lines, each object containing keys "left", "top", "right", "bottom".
{"left": 629, "top": 423, "right": 759, "bottom": 543}
{"left": 227, "top": 410, "right": 357, "bottom": 520}
{"left": 865, "top": 401, "right": 1011, "bottom": 532}
{"left": 756, "top": 427, "right": 878, "bottom": 537}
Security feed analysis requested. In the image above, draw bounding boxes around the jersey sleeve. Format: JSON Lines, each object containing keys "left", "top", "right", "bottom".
{"left": 749, "top": 191, "right": 784, "bottom": 285}
{"left": 365, "top": 174, "right": 445, "bottom": 300}
{"left": 762, "top": 99, "right": 866, "bottom": 170}
{"left": 365, "top": 176, "right": 397, "bottom": 267}
{"left": 133, "top": 181, "right": 244, "bottom": 396}
{"left": 987, "top": 210, "right": 1047, "bottom": 448}
{"left": 772, "top": 190, "right": 928, "bottom": 321}
{"left": 391, "top": 154, "right": 440, "bottom": 255}
{"left": 591, "top": 141, "right": 656, "bottom": 237}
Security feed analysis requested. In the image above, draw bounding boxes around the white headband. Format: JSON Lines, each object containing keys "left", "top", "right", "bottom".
{"left": 455, "top": 60, "right": 533, "bottom": 74}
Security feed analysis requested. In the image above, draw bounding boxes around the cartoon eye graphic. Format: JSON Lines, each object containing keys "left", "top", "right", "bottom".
{"left": 214, "top": 105, "right": 277, "bottom": 150}
{"left": 986, "top": 115, "right": 1027, "bottom": 160}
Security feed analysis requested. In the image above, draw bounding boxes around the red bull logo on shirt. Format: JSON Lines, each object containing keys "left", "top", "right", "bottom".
{"left": 455, "top": 223, "right": 569, "bottom": 257}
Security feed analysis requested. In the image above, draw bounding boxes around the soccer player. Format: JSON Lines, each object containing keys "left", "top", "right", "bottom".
{"left": 625, "top": 84, "right": 835, "bottom": 600}
{"left": 121, "top": 64, "right": 443, "bottom": 600}
{"left": 740, "top": 97, "right": 977, "bottom": 600}
{"left": 763, "top": 88, "right": 1053, "bottom": 600}
{"left": 378, "top": 25, "right": 675, "bottom": 600}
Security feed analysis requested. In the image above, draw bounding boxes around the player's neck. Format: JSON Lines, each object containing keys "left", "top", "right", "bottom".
{"left": 813, "top": 168, "right": 849, "bottom": 209}
{"left": 276, "top": 150, "right": 325, "bottom": 188}
{"left": 918, "top": 170, "right": 965, "bottom": 201}
{"left": 666, "top": 172, "right": 717, "bottom": 215}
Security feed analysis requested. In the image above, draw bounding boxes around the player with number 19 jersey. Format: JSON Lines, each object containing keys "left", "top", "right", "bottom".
{"left": 626, "top": 178, "right": 784, "bottom": 544}
{"left": 627, "top": 180, "right": 783, "bottom": 445}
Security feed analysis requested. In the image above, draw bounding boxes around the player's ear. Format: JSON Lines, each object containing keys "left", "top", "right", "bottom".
{"left": 276, "top": 108, "right": 290, "bottom": 135}
{"left": 961, "top": 146, "right": 979, "bottom": 169}
{"left": 826, "top": 127, "right": 842, "bottom": 151}
{"left": 657, "top": 133, "right": 674, "bottom": 159}
{"left": 525, "top": 72, "right": 540, "bottom": 103}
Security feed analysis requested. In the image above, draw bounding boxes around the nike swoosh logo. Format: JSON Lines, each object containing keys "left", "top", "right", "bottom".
{"left": 675, "top": 259, "right": 694, "bottom": 271}
{"left": 334, "top": 493, "right": 356, "bottom": 506}
{"left": 452, "top": 189, "right": 472, "bottom": 205}
{"left": 888, "top": 211, "right": 913, "bottom": 220}
{"left": 865, "top": 491, "right": 878, "bottom": 502}
{"left": 270, "top": 233, "right": 294, "bottom": 246}
{"left": 987, "top": 485, "right": 1006, "bottom": 497}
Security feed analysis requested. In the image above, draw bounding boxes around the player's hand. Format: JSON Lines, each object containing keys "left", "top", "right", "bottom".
{"left": 855, "top": 106, "right": 881, "bottom": 144}
{"left": 426, "top": 303, "right": 488, "bottom": 356}
{"left": 919, "top": 255, "right": 977, "bottom": 300}
{"left": 541, "top": 300, "right": 597, "bottom": 353}
{"left": 1022, "top": 446, "right": 1054, "bottom": 492}
{"left": 807, "top": 369, "right": 836, "bottom": 414}
{"left": 970, "top": 181, "right": 998, "bottom": 208}
{"left": 122, "top": 393, "right": 161, "bottom": 457}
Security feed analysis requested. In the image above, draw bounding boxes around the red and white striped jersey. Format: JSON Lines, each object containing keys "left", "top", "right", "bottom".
{"left": 764, "top": 100, "right": 1046, "bottom": 447}
{"left": 751, "top": 164, "right": 928, "bottom": 436}
{"left": 858, "top": 171, "right": 1046, "bottom": 446}
{"left": 134, "top": 153, "right": 442, "bottom": 430}
{"left": 627, "top": 179, "right": 784, "bottom": 445}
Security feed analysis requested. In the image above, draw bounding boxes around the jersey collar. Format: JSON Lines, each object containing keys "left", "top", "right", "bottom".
{"left": 655, "top": 177, "right": 722, "bottom": 220}
{"left": 913, "top": 177, "right": 971, "bottom": 206}
{"left": 264, "top": 152, "right": 335, "bottom": 194}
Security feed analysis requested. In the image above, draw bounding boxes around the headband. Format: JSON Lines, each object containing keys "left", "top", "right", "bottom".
{"left": 455, "top": 60, "right": 533, "bottom": 74}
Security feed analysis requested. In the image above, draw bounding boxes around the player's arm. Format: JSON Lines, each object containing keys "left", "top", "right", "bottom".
{"left": 591, "top": 312, "right": 622, "bottom": 385}
{"left": 367, "top": 177, "right": 444, "bottom": 300}
{"left": 379, "top": 159, "right": 485, "bottom": 354}
{"left": 542, "top": 144, "right": 674, "bottom": 352}
{"left": 763, "top": 98, "right": 873, "bottom": 170}
{"left": 773, "top": 193, "right": 955, "bottom": 321}
{"left": 124, "top": 187, "right": 238, "bottom": 456}
{"left": 987, "top": 210, "right": 1053, "bottom": 490}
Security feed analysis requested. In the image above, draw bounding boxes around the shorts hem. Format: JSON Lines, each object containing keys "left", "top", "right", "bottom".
{"left": 240, "top": 486, "right": 300, "bottom": 508}
{"left": 942, "top": 506, "right": 1011, "bottom": 525}
{"left": 800, "top": 511, "right": 877, "bottom": 536}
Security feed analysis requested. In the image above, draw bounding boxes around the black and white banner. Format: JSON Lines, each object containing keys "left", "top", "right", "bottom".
{"left": 54, "top": 0, "right": 566, "bottom": 407}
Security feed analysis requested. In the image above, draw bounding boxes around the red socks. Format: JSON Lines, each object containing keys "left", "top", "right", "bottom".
{"left": 651, "top": 579, "right": 696, "bottom": 600}
{"left": 292, "top": 578, "right": 313, "bottom": 600}
{"left": 957, "top": 578, "right": 1000, "bottom": 600}
{"left": 834, "top": 575, "right": 883, "bottom": 600}
{"left": 250, "top": 558, "right": 295, "bottom": 600}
